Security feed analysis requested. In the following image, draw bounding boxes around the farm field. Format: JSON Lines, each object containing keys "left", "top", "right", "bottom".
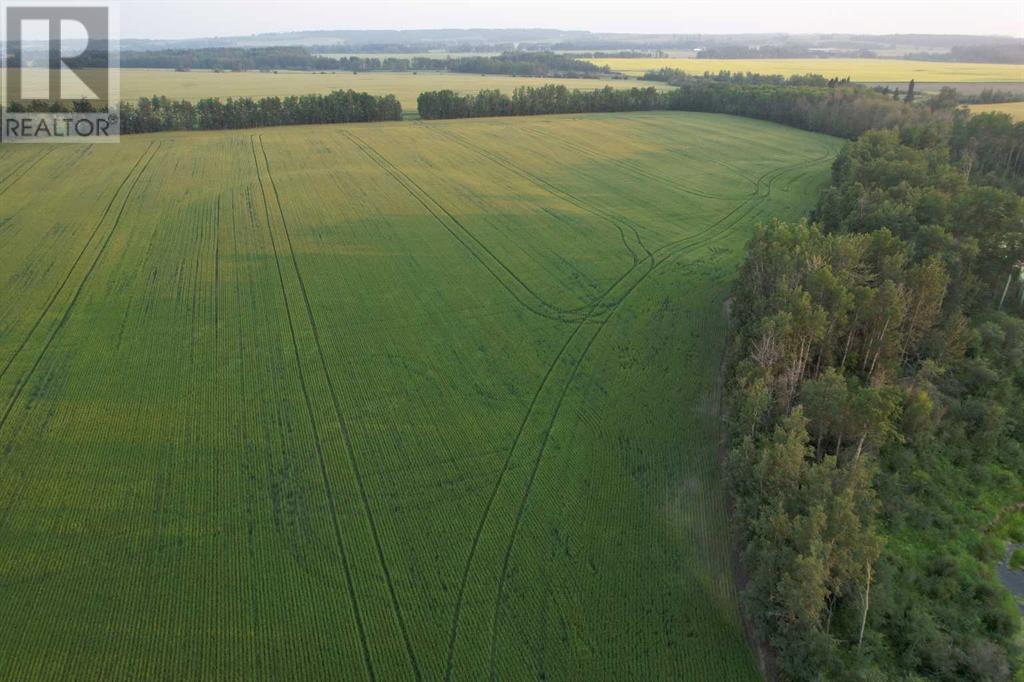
{"left": 0, "top": 112, "right": 840, "bottom": 679}
{"left": 587, "top": 56, "right": 1024, "bottom": 82}
{"left": 18, "top": 67, "right": 670, "bottom": 111}
{"left": 969, "top": 101, "right": 1024, "bottom": 119}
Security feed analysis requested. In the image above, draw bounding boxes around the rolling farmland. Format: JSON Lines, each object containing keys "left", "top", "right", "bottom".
{"left": 586, "top": 56, "right": 1024, "bottom": 82}
{"left": 17, "top": 67, "right": 672, "bottom": 111}
{"left": 0, "top": 112, "right": 840, "bottom": 679}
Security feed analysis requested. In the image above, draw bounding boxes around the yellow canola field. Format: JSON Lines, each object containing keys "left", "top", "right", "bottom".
{"left": 969, "top": 101, "right": 1024, "bottom": 119}
{"left": 587, "top": 57, "right": 1024, "bottom": 83}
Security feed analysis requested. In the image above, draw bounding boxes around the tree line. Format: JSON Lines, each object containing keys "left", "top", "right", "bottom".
{"left": 417, "top": 84, "right": 664, "bottom": 119}
{"left": 446, "top": 51, "right": 609, "bottom": 77}
{"left": 641, "top": 67, "right": 846, "bottom": 87}
{"left": 572, "top": 50, "right": 667, "bottom": 58}
{"left": 422, "top": 80, "right": 1022, "bottom": 175}
{"left": 955, "top": 88, "right": 1024, "bottom": 105}
{"left": 872, "top": 84, "right": 1024, "bottom": 107}
{"left": 904, "top": 43, "right": 1024, "bottom": 64}
{"left": 111, "top": 46, "right": 606, "bottom": 78}
{"left": 726, "top": 114, "right": 1023, "bottom": 679}
{"left": 120, "top": 91, "right": 401, "bottom": 133}
{"left": 417, "top": 80, "right": 941, "bottom": 140}
{"left": 6, "top": 90, "right": 402, "bottom": 133}
{"left": 307, "top": 41, "right": 516, "bottom": 55}
{"left": 696, "top": 45, "right": 876, "bottom": 59}
{"left": 117, "top": 46, "right": 441, "bottom": 72}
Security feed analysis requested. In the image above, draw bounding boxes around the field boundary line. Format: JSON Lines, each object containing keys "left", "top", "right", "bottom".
{"left": 257, "top": 135, "right": 422, "bottom": 681}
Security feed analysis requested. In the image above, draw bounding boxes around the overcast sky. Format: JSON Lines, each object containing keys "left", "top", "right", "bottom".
{"left": 118, "top": 0, "right": 1024, "bottom": 40}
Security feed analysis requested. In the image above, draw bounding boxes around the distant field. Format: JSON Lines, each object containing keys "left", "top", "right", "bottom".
{"left": 0, "top": 112, "right": 839, "bottom": 679}
{"left": 19, "top": 67, "right": 670, "bottom": 110}
{"left": 969, "top": 101, "right": 1024, "bottom": 119}
{"left": 587, "top": 57, "right": 1024, "bottom": 82}
{"left": 314, "top": 52, "right": 500, "bottom": 59}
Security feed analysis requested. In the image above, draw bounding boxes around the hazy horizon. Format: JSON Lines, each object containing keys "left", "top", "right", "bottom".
{"left": 119, "top": 1, "right": 1024, "bottom": 41}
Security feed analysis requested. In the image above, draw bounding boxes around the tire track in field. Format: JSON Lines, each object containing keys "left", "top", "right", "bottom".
{"left": 414, "top": 124, "right": 653, "bottom": 314}
{"left": 542, "top": 123, "right": 785, "bottom": 202}
{"left": 615, "top": 114, "right": 837, "bottom": 199}
{"left": 520, "top": 123, "right": 747, "bottom": 202}
{"left": 424, "top": 124, "right": 827, "bottom": 324}
{"left": 0, "top": 153, "right": 36, "bottom": 187}
{"left": 419, "top": 122, "right": 634, "bottom": 266}
{"left": 0, "top": 147, "right": 57, "bottom": 196}
{"left": 0, "top": 143, "right": 155, "bottom": 386}
{"left": 426, "top": 125, "right": 651, "bottom": 267}
{"left": 483, "top": 144, "right": 838, "bottom": 676}
{"left": 441, "top": 310, "right": 600, "bottom": 680}
{"left": 249, "top": 137, "right": 381, "bottom": 682}
{"left": 434, "top": 139, "right": 836, "bottom": 677}
{"left": 484, "top": 186, "right": 766, "bottom": 680}
{"left": 258, "top": 135, "right": 423, "bottom": 680}
{"left": 213, "top": 194, "right": 222, "bottom": 351}
{"left": 0, "top": 148, "right": 49, "bottom": 187}
{"left": 444, "top": 154, "right": 779, "bottom": 679}
{"left": 443, "top": 141, "right": 833, "bottom": 582}
{"left": 600, "top": 114, "right": 770, "bottom": 192}
{"left": 448, "top": 197, "right": 750, "bottom": 679}
{"left": 0, "top": 141, "right": 161, "bottom": 440}
{"left": 438, "top": 138, "right": 772, "bottom": 676}
{"left": 338, "top": 129, "right": 592, "bottom": 324}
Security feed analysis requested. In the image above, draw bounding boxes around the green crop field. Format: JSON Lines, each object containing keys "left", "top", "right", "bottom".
{"left": 0, "top": 112, "right": 840, "bottom": 679}
{"left": 18, "top": 67, "right": 672, "bottom": 111}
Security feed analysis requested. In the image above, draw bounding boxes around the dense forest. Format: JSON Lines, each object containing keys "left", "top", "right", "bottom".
{"left": 5, "top": 90, "right": 402, "bottom": 133}
{"left": 950, "top": 111, "right": 1024, "bottom": 189}
{"left": 726, "top": 109, "right": 1024, "bottom": 679}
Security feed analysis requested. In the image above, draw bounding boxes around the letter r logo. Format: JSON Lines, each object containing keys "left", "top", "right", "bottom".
{"left": 2, "top": 2, "right": 112, "bottom": 107}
